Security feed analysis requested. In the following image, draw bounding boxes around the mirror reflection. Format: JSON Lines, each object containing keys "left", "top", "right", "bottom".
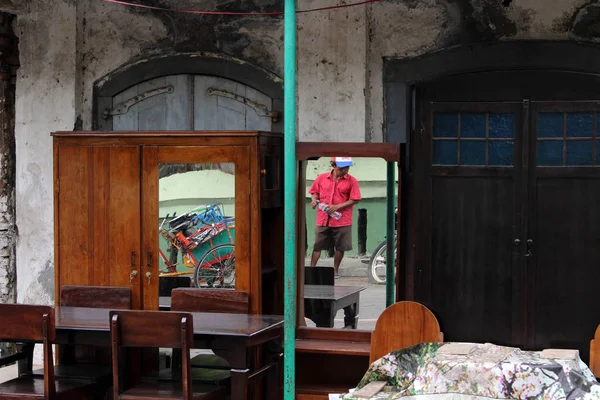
{"left": 304, "top": 157, "right": 396, "bottom": 330}
{"left": 158, "top": 163, "right": 236, "bottom": 294}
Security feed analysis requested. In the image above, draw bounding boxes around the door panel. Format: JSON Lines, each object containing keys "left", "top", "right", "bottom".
{"left": 57, "top": 146, "right": 91, "bottom": 290}
{"left": 112, "top": 75, "right": 272, "bottom": 132}
{"left": 529, "top": 103, "right": 600, "bottom": 362}
{"left": 431, "top": 176, "right": 517, "bottom": 346}
{"left": 56, "top": 145, "right": 141, "bottom": 307}
{"left": 113, "top": 75, "right": 193, "bottom": 131}
{"left": 415, "top": 102, "right": 524, "bottom": 348}
{"left": 533, "top": 177, "right": 600, "bottom": 361}
{"left": 141, "top": 145, "right": 251, "bottom": 310}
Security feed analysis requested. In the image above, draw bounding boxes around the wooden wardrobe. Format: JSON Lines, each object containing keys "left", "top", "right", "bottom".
{"left": 52, "top": 131, "right": 283, "bottom": 315}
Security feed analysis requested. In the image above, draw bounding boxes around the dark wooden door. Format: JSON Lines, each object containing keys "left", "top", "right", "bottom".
{"left": 55, "top": 144, "right": 141, "bottom": 308}
{"left": 527, "top": 102, "right": 600, "bottom": 360}
{"left": 413, "top": 99, "right": 600, "bottom": 360}
{"left": 414, "top": 102, "right": 526, "bottom": 348}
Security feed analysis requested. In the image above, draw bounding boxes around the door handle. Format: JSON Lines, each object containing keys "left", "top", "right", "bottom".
{"left": 131, "top": 251, "right": 136, "bottom": 269}
{"left": 147, "top": 252, "right": 152, "bottom": 270}
{"left": 524, "top": 239, "right": 533, "bottom": 258}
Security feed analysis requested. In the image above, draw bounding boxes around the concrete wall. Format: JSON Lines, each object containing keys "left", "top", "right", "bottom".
{"left": 10, "top": 0, "right": 600, "bottom": 325}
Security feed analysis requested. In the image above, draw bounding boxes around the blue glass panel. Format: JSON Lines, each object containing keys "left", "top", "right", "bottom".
{"left": 537, "top": 141, "right": 563, "bottom": 166}
{"left": 433, "top": 113, "right": 458, "bottom": 138}
{"left": 432, "top": 140, "right": 457, "bottom": 165}
{"left": 460, "top": 141, "right": 486, "bottom": 166}
{"left": 566, "top": 140, "right": 593, "bottom": 166}
{"left": 537, "top": 113, "right": 564, "bottom": 138}
{"left": 460, "top": 113, "right": 486, "bottom": 138}
{"left": 489, "top": 113, "right": 514, "bottom": 139}
{"left": 566, "top": 112, "right": 593, "bottom": 138}
{"left": 488, "top": 141, "right": 514, "bottom": 166}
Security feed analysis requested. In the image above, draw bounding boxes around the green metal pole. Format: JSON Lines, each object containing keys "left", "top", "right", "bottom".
{"left": 283, "top": 0, "right": 297, "bottom": 398}
{"left": 385, "top": 162, "right": 395, "bottom": 307}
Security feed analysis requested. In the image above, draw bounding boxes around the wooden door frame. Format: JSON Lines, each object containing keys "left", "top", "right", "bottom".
{"left": 295, "top": 142, "right": 402, "bottom": 329}
{"left": 141, "top": 144, "right": 253, "bottom": 311}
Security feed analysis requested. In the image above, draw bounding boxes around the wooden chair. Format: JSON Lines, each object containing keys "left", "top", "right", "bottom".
{"left": 0, "top": 304, "right": 98, "bottom": 399}
{"left": 171, "top": 288, "right": 249, "bottom": 372}
{"left": 369, "top": 301, "right": 443, "bottom": 364}
{"left": 34, "top": 286, "right": 131, "bottom": 388}
{"left": 110, "top": 310, "right": 227, "bottom": 400}
{"left": 590, "top": 324, "right": 600, "bottom": 378}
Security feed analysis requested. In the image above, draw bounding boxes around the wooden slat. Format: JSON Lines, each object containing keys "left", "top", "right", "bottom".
{"left": 296, "top": 339, "right": 370, "bottom": 357}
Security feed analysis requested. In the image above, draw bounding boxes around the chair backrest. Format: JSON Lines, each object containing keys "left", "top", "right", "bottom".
{"left": 591, "top": 325, "right": 600, "bottom": 378}
{"left": 370, "top": 301, "right": 442, "bottom": 364}
{"left": 59, "top": 285, "right": 131, "bottom": 365}
{"left": 60, "top": 285, "right": 132, "bottom": 309}
{"left": 171, "top": 288, "right": 249, "bottom": 314}
{"left": 304, "top": 266, "right": 334, "bottom": 286}
{"left": 110, "top": 310, "right": 194, "bottom": 399}
{"left": 0, "top": 304, "right": 56, "bottom": 398}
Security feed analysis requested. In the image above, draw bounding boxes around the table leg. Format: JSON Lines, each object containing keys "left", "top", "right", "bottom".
{"left": 230, "top": 368, "right": 250, "bottom": 399}
{"left": 16, "top": 343, "right": 34, "bottom": 376}
{"left": 214, "top": 348, "right": 250, "bottom": 400}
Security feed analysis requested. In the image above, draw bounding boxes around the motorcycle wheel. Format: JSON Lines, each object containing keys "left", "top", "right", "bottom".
{"left": 367, "top": 237, "right": 397, "bottom": 285}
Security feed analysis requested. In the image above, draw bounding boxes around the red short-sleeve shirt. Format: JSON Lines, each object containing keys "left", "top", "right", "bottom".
{"left": 309, "top": 172, "right": 361, "bottom": 227}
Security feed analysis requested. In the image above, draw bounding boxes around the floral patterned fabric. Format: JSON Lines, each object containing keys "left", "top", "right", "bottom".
{"left": 340, "top": 343, "right": 600, "bottom": 400}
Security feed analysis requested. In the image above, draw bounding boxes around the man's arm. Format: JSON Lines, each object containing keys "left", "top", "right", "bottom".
{"left": 310, "top": 193, "right": 320, "bottom": 209}
{"left": 328, "top": 199, "right": 359, "bottom": 214}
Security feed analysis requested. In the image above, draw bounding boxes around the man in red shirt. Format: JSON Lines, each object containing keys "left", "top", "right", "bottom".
{"left": 309, "top": 157, "right": 362, "bottom": 278}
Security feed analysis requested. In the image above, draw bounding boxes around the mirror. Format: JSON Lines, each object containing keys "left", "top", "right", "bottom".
{"left": 157, "top": 163, "right": 236, "bottom": 296}
{"left": 303, "top": 157, "right": 397, "bottom": 330}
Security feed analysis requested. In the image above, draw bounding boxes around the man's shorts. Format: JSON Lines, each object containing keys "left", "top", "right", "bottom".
{"left": 313, "top": 226, "right": 353, "bottom": 252}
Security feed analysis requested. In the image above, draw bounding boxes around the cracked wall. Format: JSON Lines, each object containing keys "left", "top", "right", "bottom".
{"left": 12, "top": 0, "right": 600, "bottom": 350}
{"left": 0, "top": 12, "right": 17, "bottom": 306}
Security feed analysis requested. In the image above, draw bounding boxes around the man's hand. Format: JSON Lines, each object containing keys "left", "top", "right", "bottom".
{"left": 327, "top": 204, "right": 341, "bottom": 214}
{"left": 310, "top": 200, "right": 318, "bottom": 209}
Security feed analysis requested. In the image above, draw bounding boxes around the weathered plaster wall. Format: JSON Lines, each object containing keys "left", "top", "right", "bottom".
{"left": 78, "top": 0, "right": 283, "bottom": 130}
{"left": 297, "top": 1, "right": 367, "bottom": 142}
{"left": 15, "top": 0, "right": 76, "bottom": 306}
{"left": 13, "top": 0, "right": 600, "bottom": 343}
{"left": 0, "top": 12, "right": 17, "bottom": 305}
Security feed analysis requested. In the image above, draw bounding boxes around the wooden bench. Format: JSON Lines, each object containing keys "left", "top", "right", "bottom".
{"left": 295, "top": 327, "right": 371, "bottom": 400}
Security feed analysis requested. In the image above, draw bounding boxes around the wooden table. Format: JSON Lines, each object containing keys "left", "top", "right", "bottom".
{"left": 303, "top": 285, "right": 366, "bottom": 329}
{"left": 20, "top": 306, "right": 283, "bottom": 400}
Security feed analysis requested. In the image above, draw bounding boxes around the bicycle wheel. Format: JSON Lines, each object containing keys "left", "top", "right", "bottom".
{"left": 193, "top": 244, "right": 235, "bottom": 288}
{"left": 367, "top": 236, "right": 397, "bottom": 284}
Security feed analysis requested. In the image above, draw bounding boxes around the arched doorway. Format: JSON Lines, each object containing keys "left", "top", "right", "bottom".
{"left": 385, "top": 42, "right": 600, "bottom": 362}
{"left": 93, "top": 53, "right": 283, "bottom": 132}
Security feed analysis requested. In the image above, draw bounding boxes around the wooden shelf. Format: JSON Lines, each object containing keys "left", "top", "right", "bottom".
{"left": 295, "top": 339, "right": 370, "bottom": 357}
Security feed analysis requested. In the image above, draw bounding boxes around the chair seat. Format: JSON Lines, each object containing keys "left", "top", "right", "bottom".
{"left": 157, "top": 367, "right": 231, "bottom": 386}
{"left": 190, "top": 354, "right": 230, "bottom": 369}
{"left": 121, "top": 380, "right": 227, "bottom": 400}
{"left": 32, "top": 364, "right": 112, "bottom": 382}
{"left": 0, "top": 375, "right": 98, "bottom": 399}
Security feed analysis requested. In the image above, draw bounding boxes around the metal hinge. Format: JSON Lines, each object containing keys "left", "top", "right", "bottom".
{"left": 103, "top": 85, "right": 174, "bottom": 119}
{"left": 207, "top": 87, "right": 280, "bottom": 122}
